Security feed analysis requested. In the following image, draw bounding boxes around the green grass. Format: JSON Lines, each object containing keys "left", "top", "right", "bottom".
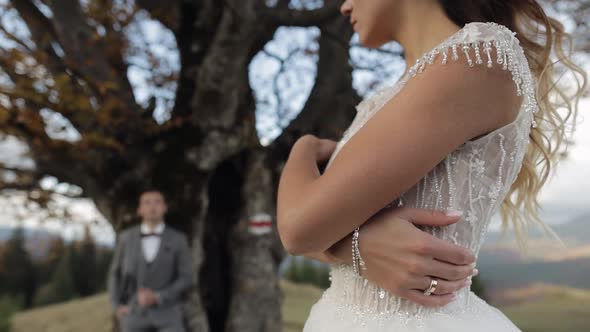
{"left": 10, "top": 280, "right": 325, "bottom": 332}
{"left": 11, "top": 281, "right": 590, "bottom": 332}
{"left": 501, "top": 287, "right": 590, "bottom": 332}
{"left": 282, "top": 280, "right": 324, "bottom": 332}
{"left": 11, "top": 293, "right": 112, "bottom": 332}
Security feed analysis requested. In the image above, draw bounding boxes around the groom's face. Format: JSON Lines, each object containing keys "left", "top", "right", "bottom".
{"left": 137, "top": 191, "right": 167, "bottom": 222}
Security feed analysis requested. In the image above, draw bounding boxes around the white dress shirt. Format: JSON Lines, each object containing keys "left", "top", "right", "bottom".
{"left": 140, "top": 222, "right": 165, "bottom": 263}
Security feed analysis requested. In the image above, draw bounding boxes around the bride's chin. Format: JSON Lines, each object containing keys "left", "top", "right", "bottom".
{"left": 358, "top": 35, "right": 382, "bottom": 49}
{"left": 355, "top": 28, "right": 383, "bottom": 48}
{"left": 357, "top": 33, "right": 370, "bottom": 47}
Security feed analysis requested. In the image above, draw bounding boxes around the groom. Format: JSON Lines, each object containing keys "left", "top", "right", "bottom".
{"left": 108, "top": 188, "right": 193, "bottom": 332}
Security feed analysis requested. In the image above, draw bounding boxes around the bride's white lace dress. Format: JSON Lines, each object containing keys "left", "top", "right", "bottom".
{"left": 303, "top": 22, "right": 536, "bottom": 331}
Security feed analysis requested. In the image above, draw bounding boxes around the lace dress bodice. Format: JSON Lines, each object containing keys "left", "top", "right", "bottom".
{"left": 317, "top": 22, "right": 536, "bottom": 327}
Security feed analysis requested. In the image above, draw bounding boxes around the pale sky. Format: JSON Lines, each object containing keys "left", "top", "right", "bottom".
{"left": 534, "top": 98, "right": 590, "bottom": 223}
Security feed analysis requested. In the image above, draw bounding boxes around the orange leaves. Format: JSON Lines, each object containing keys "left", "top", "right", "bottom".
{"left": 16, "top": 109, "right": 46, "bottom": 137}
{"left": 51, "top": 73, "right": 94, "bottom": 113}
{"left": 0, "top": 108, "right": 9, "bottom": 125}
{"left": 96, "top": 79, "right": 119, "bottom": 96}
{"left": 79, "top": 132, "right": 124, "bottom": 153}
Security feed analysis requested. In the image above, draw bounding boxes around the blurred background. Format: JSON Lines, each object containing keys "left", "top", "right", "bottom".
{"left": 0, "top": 0, "right": 588, "bottom": 331}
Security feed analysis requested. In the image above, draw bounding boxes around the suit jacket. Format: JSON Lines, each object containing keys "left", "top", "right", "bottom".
{"left": 108, "top": 225, "right": 193, "bottom": 327}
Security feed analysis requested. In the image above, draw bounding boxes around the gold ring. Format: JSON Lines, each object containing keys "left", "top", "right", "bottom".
{"left": 423, "top": 278, "right": 438, "bottom": 296}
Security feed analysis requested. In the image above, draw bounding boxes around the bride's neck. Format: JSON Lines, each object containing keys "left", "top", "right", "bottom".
{"left": 394, "top": 2, "right": 462, "bottom": 68}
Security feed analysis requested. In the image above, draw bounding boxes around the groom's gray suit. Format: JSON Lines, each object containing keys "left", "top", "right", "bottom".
{"left": 108, "top": 225, "right": 193, "bottom": 332}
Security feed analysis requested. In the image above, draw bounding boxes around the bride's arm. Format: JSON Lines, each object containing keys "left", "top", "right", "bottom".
{"left": 302, "top": 232, "right": 353, "bottom": 265}
{"left": 277, "top": 59, "right": 521, "bottom": 255}
{"left": 302, "top": 241, "right": 348, "bottom": 265}
{"left": 295, "top": 206, "right": 479, "bottom": 307}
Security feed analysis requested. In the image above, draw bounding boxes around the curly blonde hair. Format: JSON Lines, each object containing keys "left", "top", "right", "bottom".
{"left": 440, "top": 0, "right": 588, "bottom": 249}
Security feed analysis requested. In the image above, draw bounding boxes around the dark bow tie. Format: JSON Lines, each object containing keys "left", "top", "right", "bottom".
{"left": 141, "top": 232, "right": 161, "bottom": 238}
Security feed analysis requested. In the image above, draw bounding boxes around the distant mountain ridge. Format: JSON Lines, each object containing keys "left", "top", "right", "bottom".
{"left": 484, "top": 212, "right": 590, "bottom": 247}
{"left": 478, "top": 213, "right": 590, "bottom": 291}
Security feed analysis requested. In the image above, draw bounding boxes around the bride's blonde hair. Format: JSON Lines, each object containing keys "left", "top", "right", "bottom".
{"left": 440, "top": 0, "right": 588, "bottom": 249}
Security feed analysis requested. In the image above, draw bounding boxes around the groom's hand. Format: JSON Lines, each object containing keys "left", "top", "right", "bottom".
{"left": 116, "top": 305, "right": 130, "bottom": 319}
{"left": 138, "top": 287, "right": 158, "bottom": 308}
{"left": 328, "top": 207, "right": 477, "bottom": 307}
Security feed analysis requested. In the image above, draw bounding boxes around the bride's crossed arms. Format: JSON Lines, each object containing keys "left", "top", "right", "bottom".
{"left": 276, "top": 51, "right": 521, "bottom": 307}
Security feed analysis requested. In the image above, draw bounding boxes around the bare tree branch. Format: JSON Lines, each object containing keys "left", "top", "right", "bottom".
{"left": 12, "top": 0, "right": 64, "bottom": 68}
{"left": 0, "top": 23, "right": 33, "bottom": 53}
{"left": 136, "top": 0, "right": 181, "bottom": 32}
{"left": 264, "top": 0, "right": 341, "bottom": 27}
{"left": 269, "top": 15, "right": 358, "bottom": 162}
{"left": 46, "top": 0, "right": 136, "bottom": 107}
{"left": 0, "top": 52, "right": 94, "bottom": 137}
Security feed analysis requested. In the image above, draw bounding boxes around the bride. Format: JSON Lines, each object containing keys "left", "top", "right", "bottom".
{"left": 277, "top": 0, "right": 586, "bottom": 331}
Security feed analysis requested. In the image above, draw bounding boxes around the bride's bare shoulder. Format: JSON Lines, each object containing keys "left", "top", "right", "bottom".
{"left": 400, "top": 22, "right": 529, "bottom": 137}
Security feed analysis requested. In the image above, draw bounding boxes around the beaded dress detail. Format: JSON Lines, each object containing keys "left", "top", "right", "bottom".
{"left": 302, "top": 22, "right": 534, "bottom": 331}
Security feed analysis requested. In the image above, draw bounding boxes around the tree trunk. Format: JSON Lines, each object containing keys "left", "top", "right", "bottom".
{"left": 225, "top": 149, "right": 284, "bottom": 332}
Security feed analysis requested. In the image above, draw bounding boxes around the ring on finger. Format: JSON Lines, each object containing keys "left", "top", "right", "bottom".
{"left": 423, "top": 278, "right": 438, "bottom": 296}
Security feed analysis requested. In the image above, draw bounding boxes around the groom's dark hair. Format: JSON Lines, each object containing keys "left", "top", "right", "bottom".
{"left": 138, "top": 186, "right": 167, "bottom": 203}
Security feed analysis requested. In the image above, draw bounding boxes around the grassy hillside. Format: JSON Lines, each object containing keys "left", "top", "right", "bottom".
{"left": 11, "top": 293, "right": 112, "bottom": 332}
{"left": 281, "top": 281, "right": 324, "bottom": 332}
{"left": 11, "top": 280, "right": 325, "bottom": 332}
{"left": 501, "top": 284, "right": 590, "bottom": 332}
{"left": 11, "top": 281, "right": 590, "bottom": 332}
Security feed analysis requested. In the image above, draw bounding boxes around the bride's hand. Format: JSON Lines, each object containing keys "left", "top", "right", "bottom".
{"left": 328, "top": 207, "right": 477, "bottom": 307}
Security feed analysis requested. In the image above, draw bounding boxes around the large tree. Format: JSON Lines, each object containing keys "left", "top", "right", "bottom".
{"left": 0, "top": 0, "right": 363, "bottom": 331}
{"left": 0, "top": 0, "right": 587, "bottom": 331}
